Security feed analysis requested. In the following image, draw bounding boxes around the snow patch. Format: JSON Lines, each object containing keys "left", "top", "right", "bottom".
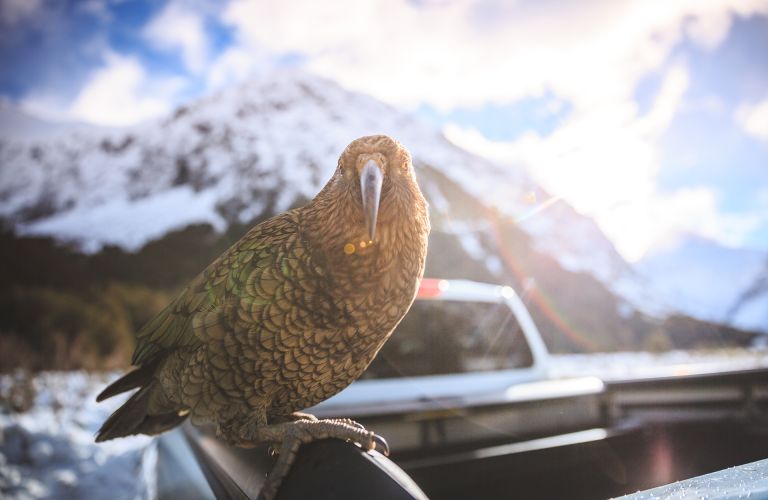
{"left": 0, "top": 372, "right": 152, "bottom": 499}
{"left": 19, "top": 186, "right": 227, "bottom": 253}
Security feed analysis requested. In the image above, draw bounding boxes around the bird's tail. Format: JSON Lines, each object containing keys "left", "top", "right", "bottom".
{"left": 95, "top": 363, "right": 188, "bottom": 442}
{"left": 97, "top": 355, "right": 164, "bottom": 403}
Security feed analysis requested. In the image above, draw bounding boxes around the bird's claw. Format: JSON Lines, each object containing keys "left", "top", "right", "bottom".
{"left": 372, "top": 433, "right": 390, "bottom": 456}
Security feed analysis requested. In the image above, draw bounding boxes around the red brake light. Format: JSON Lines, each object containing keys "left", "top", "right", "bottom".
{"left": 418, "top": 278, "right": 448, "bottom": 298}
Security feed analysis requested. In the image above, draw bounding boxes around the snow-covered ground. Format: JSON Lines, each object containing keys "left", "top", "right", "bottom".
{"left": 0, "top": 372, "right": 153, "bottom": 500}
{"left": 548, "top": 349, "right": 768, "bottom": 381}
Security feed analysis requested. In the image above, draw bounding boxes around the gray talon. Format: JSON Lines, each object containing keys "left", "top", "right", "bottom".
{"left": 373, "top": 434, "right": 390, "bottom": 456}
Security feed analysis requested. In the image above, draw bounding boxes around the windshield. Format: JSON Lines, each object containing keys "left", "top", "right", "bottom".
{"left": 362, "top": 299, "right": 533, "bottom": 379}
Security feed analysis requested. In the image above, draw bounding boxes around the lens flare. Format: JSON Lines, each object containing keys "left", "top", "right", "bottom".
{"left": 487, "top": 205, "right": 598, "bottom": 352}
{"left": 514, "top": 195, "right": 562, "bottom": 225}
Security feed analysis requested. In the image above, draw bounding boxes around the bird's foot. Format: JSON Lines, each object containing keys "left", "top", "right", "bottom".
{"left": 256, "top": 418, "right": 389, "bottom": 500}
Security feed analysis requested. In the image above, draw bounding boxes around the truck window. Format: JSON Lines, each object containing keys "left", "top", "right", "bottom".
{"left": 363, "top": 299, "right": 534, "bottom": 379}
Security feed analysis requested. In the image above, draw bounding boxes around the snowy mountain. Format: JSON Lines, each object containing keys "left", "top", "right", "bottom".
{"left": 0, "top": 70, "right": 632, "bottom": 283}
{"left": 637, "top": 235, "right": 768, "bottom": 331}
{"left": 0, "top": 68, "right": 763, "bottom": 334}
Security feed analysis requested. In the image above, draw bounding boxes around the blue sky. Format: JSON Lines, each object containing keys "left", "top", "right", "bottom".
{"left": 1, "top": 0, "right": 767, "bottom": 261}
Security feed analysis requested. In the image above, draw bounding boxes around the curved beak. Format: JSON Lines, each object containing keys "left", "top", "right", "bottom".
{"left": 360, "top": 159, "right": 383, "bottom": 241}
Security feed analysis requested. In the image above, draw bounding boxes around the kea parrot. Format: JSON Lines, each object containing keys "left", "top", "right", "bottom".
{"left": 96, "top": 135, "right": 430, "bottom": 498}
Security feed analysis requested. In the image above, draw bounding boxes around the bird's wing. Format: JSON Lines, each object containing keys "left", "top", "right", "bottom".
{"left": 130, "top": 211, "right": 302, "bottom": 366}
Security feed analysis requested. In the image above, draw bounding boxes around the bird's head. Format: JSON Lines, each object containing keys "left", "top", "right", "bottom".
{"left": 314, "top": 135, "right": 427, "bottom": 246}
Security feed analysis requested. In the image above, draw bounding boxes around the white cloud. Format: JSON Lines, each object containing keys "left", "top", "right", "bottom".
{"left": 636, "top": 64, "right": 690, "bottom": 136}
{"left": 23, "top": 53, "right": 185, "bottom": 126}
{"left": 143, "top": 1, "right": 209, "bottom": 73}
{"left": 206, "top": 46, "right": 265, "bottom": 91}
{"left": 448, "top": 63, "right": 688, "bottom": 210}
{"left": 219, "top": 0, "right": 768, "bottom": 112}
{"left": 69, "top": 54, "right": 184, "bottom": 126}
{"left": 736, "top": 98, "right": 768, "bottom": 144}
{"left": 684, "top": 9, "right": 733, "bottom": 49}
{"left": 599, "top": 188, "right": 764, "bottom": 260}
